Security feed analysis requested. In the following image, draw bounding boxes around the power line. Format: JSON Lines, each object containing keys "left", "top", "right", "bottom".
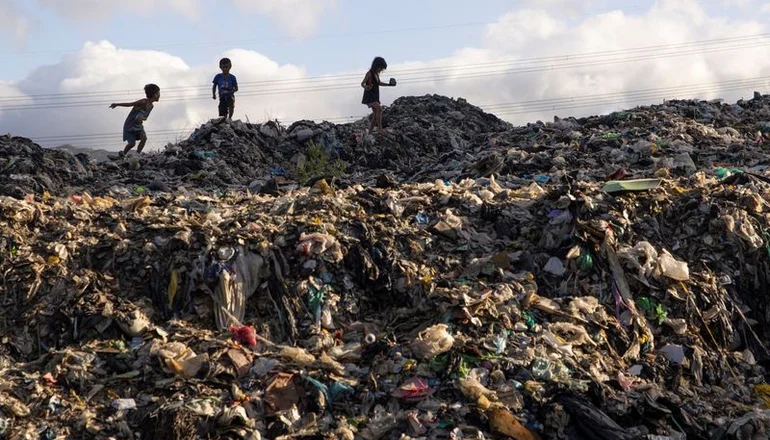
{"left": 2, "top": 32, "right": 768, "bottom": 104}
{"left": 4, "top": 38, "right": 770, "bottom": 113}
{"left": 28, "top": 75, "right": 770, "bottom": 147}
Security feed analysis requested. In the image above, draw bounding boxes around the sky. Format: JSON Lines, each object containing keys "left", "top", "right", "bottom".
{"left": 1, "top": 0, "right": 770, "bottom": 151}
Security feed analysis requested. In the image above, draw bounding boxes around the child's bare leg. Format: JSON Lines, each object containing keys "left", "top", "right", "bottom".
{"left": 122, "top": 141, "right": 136, "bottom": 155}
{"left": 136, "top": 135, "right": 147, "bottom": 154}
{"left": 368, "top": 108, "right": 376, "bottom": 134}
{"left": 229, "top": 99, "right": 235, "bottom": 120}
{"left": 375, "top": 105, "right": 383, "bottom": 133}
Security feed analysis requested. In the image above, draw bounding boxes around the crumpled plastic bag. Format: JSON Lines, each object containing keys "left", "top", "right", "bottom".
{"left": 410, "top": 324, "right": 454, "bottom": 359}
{"left": 547, "top": 322, "right": 597, "bottom": 347}
{"left": 151, "top": 341, "right": 208, "bottom": 379}
{"left": 214, "top": 249, "right": 264, "bottom": 330}
{"left": 279, "top": 346, "right": 316, "bottom": 366}
{"left": 458, "top": 376, "right": 497, "bottom": 401}
{"left": 556, "top": 394, "right": 639, "bottom": 440}
{"left": 658, "top": 250, "right": 690, "bottom": 281}
{"left": 711, "top": 410, "right": 770, "bottom": 440}
{"left": 433, "top": 209, "right": 464, "bottom": 239}
{"left": 617, "top": 241, "right": 658, "bottom": 278}
{"left": 296, "top": 232, "right": 344, "bottom": 262}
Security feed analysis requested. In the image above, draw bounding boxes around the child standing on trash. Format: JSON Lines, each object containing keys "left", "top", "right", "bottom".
{"left": 212, "top": 57, "right": 238, "bottom": 122}
{"left": 109, "top": 83, "right": 160, "bottom": 157}
{"left": 361, "top": 57, "right": 396, "bottom": 136}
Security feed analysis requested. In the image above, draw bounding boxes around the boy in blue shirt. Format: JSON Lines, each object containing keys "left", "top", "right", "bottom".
{"left": 212, "top": 58, "right": 238, "bottom": 122}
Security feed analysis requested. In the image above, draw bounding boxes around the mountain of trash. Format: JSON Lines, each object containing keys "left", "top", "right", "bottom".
{"left": 2, "top": 94, "right": 770, "bottom": 439}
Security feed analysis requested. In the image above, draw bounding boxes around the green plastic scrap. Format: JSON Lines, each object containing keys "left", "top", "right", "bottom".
{"left": 603, "top": 178, "right": 662, "bottom": 194}
{"left": 521, "top": 311, "right": 536, "bottom": 329}
{"left": 304, "top": 376, "right": 330, "bottom": 407}
{"left": 577, "top": 249, "right": 594, "bottom": 272}
{"left": 307, "top": 286, "right": 324, "bottom": 322}
{"left": 601, "top": 132, "right": 622, "bottom": 140}
{"left": 715, "top": 167, "right": 744, "bottom": 179}
{"left": 329, "top": 382, "right": 355, "bottom": 402}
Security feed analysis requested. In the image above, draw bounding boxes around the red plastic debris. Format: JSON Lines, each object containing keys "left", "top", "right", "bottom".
{"left": 229, "top": 325, "right": 257, "bottom": 347}
{"left": 392, "top": 377, "right": 432, "bottom": 400}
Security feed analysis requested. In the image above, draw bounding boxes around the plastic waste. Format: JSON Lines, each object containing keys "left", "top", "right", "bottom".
{"left": 458, "top": 376, "right": 496, "bottom": 401}
{"left": 715, "top": 167, "right": 744, "bottom": 179}
{"left": 488, "top": 408, "right": 542, "bottom": 440}
{"left": 279, "top": 346, "right": 316, "bottom": 366}
{"left": 710, "top": 410, "right": 770, "bottom": 440}
{"left": 214, "top": 248, "right": 264, "bottom": 330}
{"left": 393, "top": 377, "right": 433, "bottom": 400}
{"left": 618, "top": 241, "right": 659, "bottom": 278}
{"left": 556, "top": 394, "right": 639, "bottom": 440}
{"left": 229, "top": 325, "right": 257, "bottom": 347}
{"left": 543, "top": 257, "right": 566, "bottom": 276}
{"left": 410, "top": 324, "right": 455, "bottom": 359}
{"left": 111, "top": 399, "right": 137, "bottom": 410}
{"left": 659, "top": 344, "right": 686, "bottom": 365}
{"left": 296, "top": 232, "right": 344, "bottom": 261}
{"left": 658, "top": 251, "right": 690, "bottom": 281}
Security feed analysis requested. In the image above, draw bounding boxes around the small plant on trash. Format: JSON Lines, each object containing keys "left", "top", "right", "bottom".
{"left": 638, "top": 297, "right": 668, "bottom": 325}
{"left": 294, "top": 141, "right": 348, "bottom": 185}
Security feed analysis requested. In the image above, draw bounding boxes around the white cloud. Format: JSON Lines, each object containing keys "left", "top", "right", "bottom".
{"left": 1, "top": 1, "right": 770, "bottom": 151}
{"left": 36, "top": 0, "right": 335, "bottom": 37}
{"left": 36, "top": 0, "right": 202, "bottom": 22}
{"left": 230, "top": 0, "right": 337, "bottom": 39}
{"left": 520, "top": 0, "right": 599, "bottom": 17}
{"left": 762, "top": 2, "right": 770, "bottom": 12}
{"left": 0, "top": 0, "right": 32, "bottom": 46}
{"left": 486, "top": 10, "right": 565, "bottom": 52}
{"left": 721, "top": 0, "right": 750, "bottom": 6}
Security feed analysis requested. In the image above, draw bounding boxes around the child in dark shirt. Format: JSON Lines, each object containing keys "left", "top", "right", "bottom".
{"left": 361, "top": 56, "right": 396, "bottom": 136}
{"left": 109, "top": 83, "right": 160, "bottom": 156}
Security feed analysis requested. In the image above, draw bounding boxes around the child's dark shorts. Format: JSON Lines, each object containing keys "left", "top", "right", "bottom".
{"left": 123, "top": 128, "right": 146, "bottom": 143}
{"left": 218, "top": 95, "right": 235, "bottom": 117}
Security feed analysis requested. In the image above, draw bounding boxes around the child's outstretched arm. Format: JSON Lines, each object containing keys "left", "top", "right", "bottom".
{"left": 109, "top": 99, "right": 145, "bottom": 109}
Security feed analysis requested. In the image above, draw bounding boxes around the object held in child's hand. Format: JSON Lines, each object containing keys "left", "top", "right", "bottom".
{"left": 389, "top": 78, "right": 397, "bottom": 86}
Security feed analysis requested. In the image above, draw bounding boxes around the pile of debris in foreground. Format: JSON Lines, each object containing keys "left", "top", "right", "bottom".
{"left": 2, "top": 94, "right": 770, "bottom": 440}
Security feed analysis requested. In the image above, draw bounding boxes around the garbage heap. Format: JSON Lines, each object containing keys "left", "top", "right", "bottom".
{"left": 2, "top": 94, "right": 770, "bottom": 439}
{"left": 0, "top": 135, "right": 96, "bottom": 198}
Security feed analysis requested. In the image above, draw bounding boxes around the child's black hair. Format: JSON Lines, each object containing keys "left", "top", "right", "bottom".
{"left": 144, "top": 83, "right": 160, "bottom": 97}
{"left": 220, "top": 57, "right": 232, "bottom": 67}
{"left": 370, "top": 57, "right": 387, "bottom": 73}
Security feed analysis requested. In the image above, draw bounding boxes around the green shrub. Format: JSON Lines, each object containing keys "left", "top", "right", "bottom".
{"left": 295, "top": 141, "right": 348, "bottom": 185}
